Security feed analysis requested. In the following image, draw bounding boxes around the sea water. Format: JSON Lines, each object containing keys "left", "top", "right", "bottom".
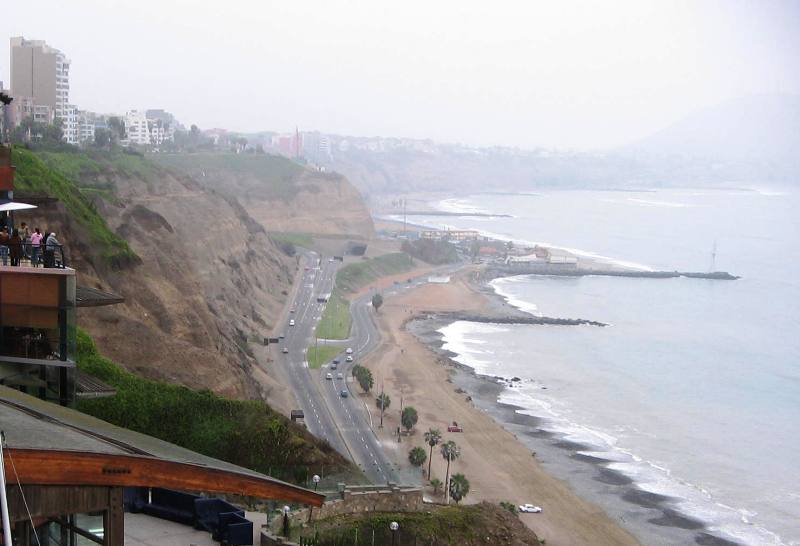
{"left": 409, "top": 190, "right": 799, "bottom": 545}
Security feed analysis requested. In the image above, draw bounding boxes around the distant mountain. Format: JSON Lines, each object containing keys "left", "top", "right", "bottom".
{"left": 625, "top": 95, "right": 800, "bottom": 165}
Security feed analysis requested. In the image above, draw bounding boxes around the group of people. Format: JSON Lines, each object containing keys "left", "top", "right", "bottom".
{"left": 0, "top": 222, "right": 62, "bottom": 267}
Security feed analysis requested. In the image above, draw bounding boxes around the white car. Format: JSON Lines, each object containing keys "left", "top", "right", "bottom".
{"left": 325, "top": 373, "right": 333, "bottom": 380}
{"left": 282, "top": 347, "right": 288, "bottom": 354}
{"left": 346, "top": 355, "right": 353, "bottom": 362}
{"left": 337, "top": 373, "right": 344, "bottom": 379}
{"left": 289, "top": 319, "right": 295, "bottom": 326}
{"left": 346, "top": 348, "right": 353, "bottom": 354}
{"left": 518, "top": 504, "right": 543, "bottom": 513}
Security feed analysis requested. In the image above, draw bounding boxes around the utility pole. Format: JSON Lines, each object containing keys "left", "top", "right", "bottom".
{"left": 402, "top": 198, "right": 407, "bottom": 237}
{"left": 379, "top": 382, "right": 385, "bottom": 428}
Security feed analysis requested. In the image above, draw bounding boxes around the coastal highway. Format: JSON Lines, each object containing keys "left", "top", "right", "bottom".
{"left": 277, "top": 251, "right": 400, "bottom": 483}
{"left": 277, "top": 250, "right": 461, "bottom": 484}
{"left": 277, "top": 252, "right": 348, "bottom": 456}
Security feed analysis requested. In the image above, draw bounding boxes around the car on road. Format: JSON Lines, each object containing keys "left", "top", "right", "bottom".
{"left": 326, "top": 373, "right": 333, "bottom": 380}
{"left": 337, "top": 373, "right": 344, "bottom": 379}
{"left": 340, "top": 390, "right": 349, "bottom": 398}
{"left": 346, "top": 347, "right": 353, "bottom": 354}
{"left": 289, "top": 319, "right": 295, "bottom": 326}
{"left": 304, "top": 266, "right": 310, "bottom": 271}
{"left": 346, "top": 355, "right": 353, "bottom": 362}
{"left": 290, "top": 308, "right": 295, "bottom": 313}
{"left": 447, "top": 421, "right": 464, "bottom": 432}
{"left": 330, "top": 362, "right": 338, "bottom": 370}
{"left": 329, "top": 258, "right": 334, "bottom": 262}
{"left": 279, "top": 333, "right": 285, "bottom": 339}
{"left": 332, "top": 358, "right": 340, "bottom": 364}
{"left": 518, "top": 504, "right": 543, "bottom": 513}
{"left": 282, "top": 347, "right": 288, "bottom": 353}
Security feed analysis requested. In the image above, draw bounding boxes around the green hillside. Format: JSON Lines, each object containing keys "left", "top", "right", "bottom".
{"left": 76, "top": 330, "right": 359, "bottom": 484}
{"left": 11, "top": 147, "right": 139, "bottom": 268}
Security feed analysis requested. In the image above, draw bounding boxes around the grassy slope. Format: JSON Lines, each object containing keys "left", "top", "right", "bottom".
{"left": 151, "top": 153, "right": 304, "bottom": 201}
{"left": 11, "top": 148, "right": 139, "bottom": 267}
{"left": 294, "top": 503, "right": 542, "bottom": 545}
{"left": 76, "top": 330, "right": 355, "bottom": 482}
{"left": 335, "top": 253, "right": 415, "bottom": 293}
{"left": 315, "top": 290, "right": 351, "bottom": 340}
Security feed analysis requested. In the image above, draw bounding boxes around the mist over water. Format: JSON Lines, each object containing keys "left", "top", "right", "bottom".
{"left": 421, "top": 190, "right": 800, "bottom": 545}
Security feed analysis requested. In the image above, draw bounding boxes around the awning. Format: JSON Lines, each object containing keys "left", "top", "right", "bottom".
{"left": 0, "top": 200, "right": 37, "bottom": 212}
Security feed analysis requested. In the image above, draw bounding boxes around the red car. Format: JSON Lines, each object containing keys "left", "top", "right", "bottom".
{"left": 447, "top": 422, "right": 463, "bottom": 433}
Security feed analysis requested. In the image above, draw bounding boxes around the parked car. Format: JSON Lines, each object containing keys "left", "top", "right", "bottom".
{"left": 326, "top": 373, "right": 333, "bottom": 380}
{"left": 282, "top": 347, "right": 288, "bottom": 354}
{"left": 518, "top": 504, "right": 543, "bottom": 513}
{"left": 447, "top": 421, "right": 463, "bottom": 432}
{"left": 340, "top": 390, "right": 349, "bottom": 398}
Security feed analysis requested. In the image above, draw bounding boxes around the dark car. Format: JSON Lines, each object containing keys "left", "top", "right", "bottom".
{"left": 340, "top": 390, "right": 349, "bottom": 398}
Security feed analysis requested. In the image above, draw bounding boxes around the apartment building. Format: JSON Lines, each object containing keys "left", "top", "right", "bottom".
{"left": 10, "top": 36, "right": 71, "bottom": 123}
{"left": 122, "top": 110, "right": 150, "bottom": 145}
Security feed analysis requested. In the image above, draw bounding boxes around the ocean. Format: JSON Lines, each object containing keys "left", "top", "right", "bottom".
{"left": 404, "top": 189, "right": 799, "bottom": 546}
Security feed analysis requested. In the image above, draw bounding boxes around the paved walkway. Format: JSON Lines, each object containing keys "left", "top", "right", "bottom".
{"left": 124, "top": 512, "right": 270, "bottom": 545}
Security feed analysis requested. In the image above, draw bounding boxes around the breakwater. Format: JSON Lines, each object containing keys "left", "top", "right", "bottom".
{"left": 427, "top": 311, "right": 608, "bottom": 327}
{"left": 488, "top": 265, "right": 739, "bottom": 280}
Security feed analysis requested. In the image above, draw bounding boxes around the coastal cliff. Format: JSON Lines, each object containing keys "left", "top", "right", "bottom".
{"left": 14, "top": 148, "right": 368, "bottom": 406}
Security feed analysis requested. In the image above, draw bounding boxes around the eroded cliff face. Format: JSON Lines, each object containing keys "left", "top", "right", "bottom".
{"left": 21, "top": 158, "right": 293, "bottom": 405}
{"left": 150, "top": 153, "right": 375, "bottom": 238}
{"left": 19, "top": 151, "right": 373, "bottom": 408}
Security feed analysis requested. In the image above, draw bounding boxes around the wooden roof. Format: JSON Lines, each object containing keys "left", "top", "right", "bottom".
{"left": 0, "top": 386, "right": 324, "bottom": 506}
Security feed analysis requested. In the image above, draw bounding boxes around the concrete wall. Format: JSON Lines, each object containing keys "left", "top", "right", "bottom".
{"left": 261, "top": 533, "right": 299, "bottom": 546}
{"left": 281, "top": 484, "right": 423, "bottom": 531}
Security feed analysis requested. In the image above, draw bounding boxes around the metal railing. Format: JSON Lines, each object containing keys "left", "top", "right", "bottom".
{"left": 0, "top": 242, "right": 67, "bottom": 269}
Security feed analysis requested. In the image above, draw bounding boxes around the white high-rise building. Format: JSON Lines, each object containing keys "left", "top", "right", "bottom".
{"left": 123, "top": 110, "right": 150, "bottom": 146}
{"left": 62, "top": 104, "right": 79, "bottom": 145}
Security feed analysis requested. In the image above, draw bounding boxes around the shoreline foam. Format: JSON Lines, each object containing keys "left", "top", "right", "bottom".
{"left": 416, "top": 274, "right": 788, "bottom": 546}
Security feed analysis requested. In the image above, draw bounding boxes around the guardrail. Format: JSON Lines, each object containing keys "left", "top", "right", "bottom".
{"left": 0, "top": 242, "right": 68, "bottom": 269}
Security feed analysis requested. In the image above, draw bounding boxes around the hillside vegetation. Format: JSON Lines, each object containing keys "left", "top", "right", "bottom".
{"left": 292, "top": 503, "right": 541, "bottom": 545}
{"left": 336, "top": 253, "right": 415, "bottom": 293}
{"left": 77, "top": 330, "right": 358, "bottom": 484}
{"left": 11, "top": 147, "right": 139, "bottom": 268}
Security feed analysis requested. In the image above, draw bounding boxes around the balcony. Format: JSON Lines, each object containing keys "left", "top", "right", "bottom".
{"left": 0, "top": 263, "right": 76, "bottom": 405}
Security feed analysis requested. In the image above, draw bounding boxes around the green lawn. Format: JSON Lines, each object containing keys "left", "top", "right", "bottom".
{"left": 269, "top": 231, "right": 315, "bottom": 249}
{"left": 307, "top": 345, "right": 341, "bottom": 369}
{"left": 315, "top": 291, "right": 351, "bottom": 340}
{"left": 335, "top": 252, "right": 415, "bottom": 293}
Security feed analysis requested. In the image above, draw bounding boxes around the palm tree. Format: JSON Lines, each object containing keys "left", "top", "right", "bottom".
{"left": 424, "top": 428, "right": 442, "bottom": 480}
{"left": 430, "top": 478, "right": 443, "bottom": 495}
{"left": 408, "top": 446, "right": 427, "bottom": 468}
{"left": 440, "top": 440, "right": 460, "bottom": 504}
{"left": 448, "top": 473, "right": 470, "bottom": 504}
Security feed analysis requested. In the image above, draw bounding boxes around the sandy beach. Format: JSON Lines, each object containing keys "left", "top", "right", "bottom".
{"left": 356, "top": 268, "right": 640, "bottom": 546}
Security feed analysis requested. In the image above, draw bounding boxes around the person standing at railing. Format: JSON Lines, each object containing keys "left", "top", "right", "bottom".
{"left": 9, "top": 229, "right": 22, "bottom": 266}
{"left": 19, "top": 222, "right": 31, "bottom": 261}
{"left": 44, "top": 232, "right": 60, "bottom": 268}
{"left": 29, "top": 228, "right": 43, "bottom": 267}
{"left": 0, "top": 226, "right": 8, "bottom": 266}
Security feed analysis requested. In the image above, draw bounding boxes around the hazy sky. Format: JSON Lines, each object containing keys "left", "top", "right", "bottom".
{"left": 2, "top": 0, "right": 799, "bottom": 149}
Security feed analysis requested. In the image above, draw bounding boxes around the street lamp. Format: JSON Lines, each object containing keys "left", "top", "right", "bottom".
{"left": 389, "top": 521, "right": 399, "bottom": 546}
{"left": 282, "top": 505, "right": 291, "bottom": 537}
{"left": 312, "top": 474, "right": 321, "bottom": 491}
